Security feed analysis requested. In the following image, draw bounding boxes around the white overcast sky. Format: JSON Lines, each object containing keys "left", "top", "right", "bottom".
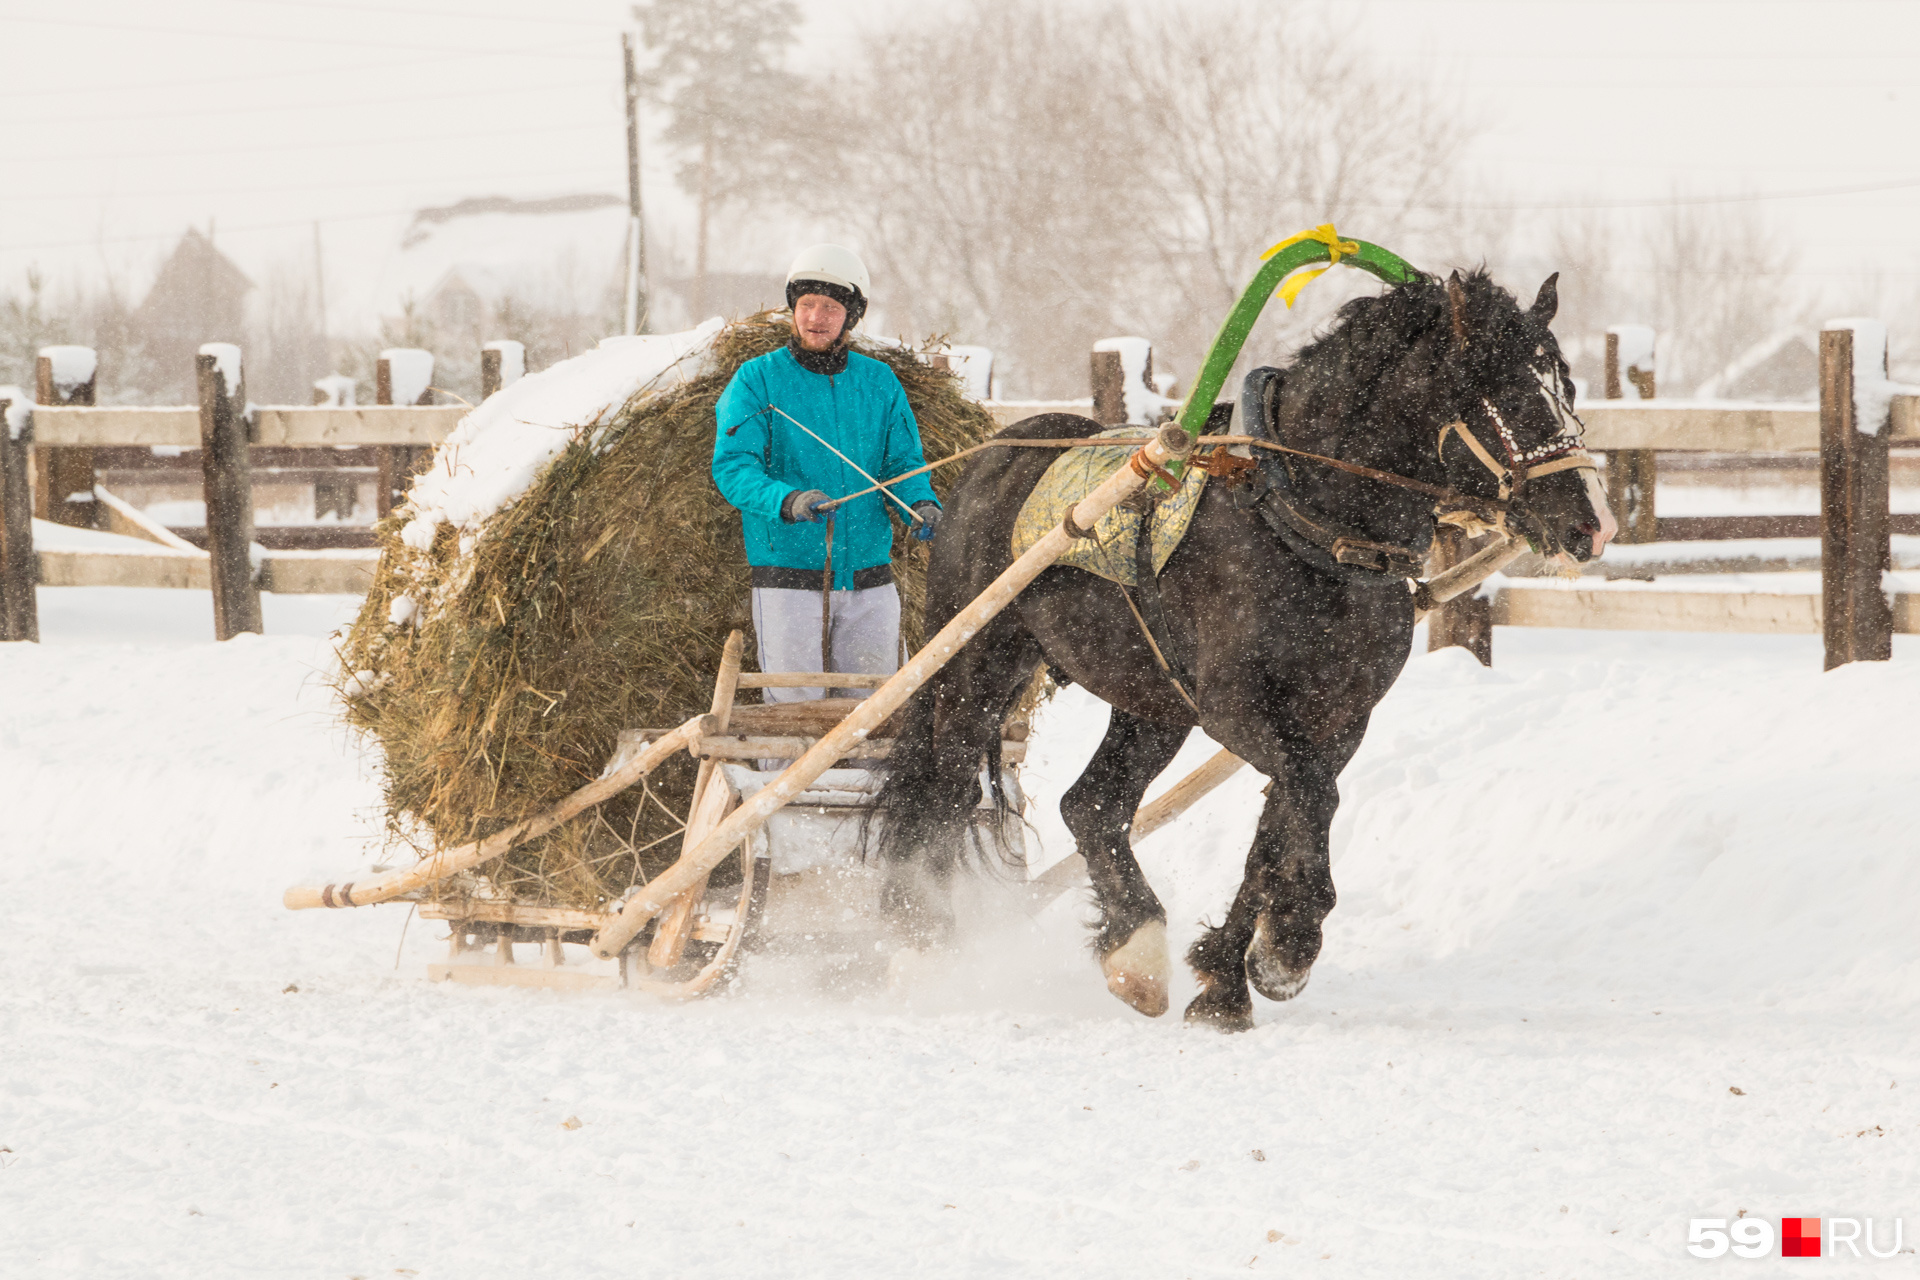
{"left": 2, "top": 0, "right": 1916, "bottom": 318}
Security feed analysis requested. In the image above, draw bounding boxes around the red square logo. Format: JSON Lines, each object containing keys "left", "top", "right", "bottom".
{"left": 1782, "top": 1217, "right": 1822, "bottom": 1257}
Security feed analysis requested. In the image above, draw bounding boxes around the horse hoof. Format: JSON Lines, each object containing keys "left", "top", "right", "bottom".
{"left": 1182, "top": 974, "right": 1254, "bottom": 1032}
{"left": 1247, "top": 956, "right": 1311, "bottom": 1003}
{"left": 1100, "top": 920, "right": 1169, "bottom": 1017}
{"left": 1247, "top": 914, "right": 1314, "bottom": 1002}
{"left": 1182, "top": 993, "right": 1254, "bottom": 1033}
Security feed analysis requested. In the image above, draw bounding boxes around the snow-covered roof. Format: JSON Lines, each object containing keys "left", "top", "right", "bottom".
{"left": 337, "top": 194, "right": 631, "bottom": 329}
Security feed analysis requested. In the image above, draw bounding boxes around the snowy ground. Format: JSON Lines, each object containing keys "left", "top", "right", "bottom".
{"left": 5, "top": 588, "right": 1918, "bottom": 1278}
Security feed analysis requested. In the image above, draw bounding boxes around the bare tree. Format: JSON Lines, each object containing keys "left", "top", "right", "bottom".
{"left": 814, "top": 0, "right": 1484, "bottom": 397}
{"left": 634, "top": 0, "right": 804, "bottom": 321}
{"left": 1122, "top": 2, "right": 1480, "bottom": 378}
{"left": 1644, "top": 201, "right": 1803, "bottom": 395}
{"left": 247, "top": 263, "right": 329, "bottom": 405}
{"left": 1546, "top": 208, "right": 1638, "bottom": 395}
{"left": 810, "top": 0, "right": 1152, "bottom": 396}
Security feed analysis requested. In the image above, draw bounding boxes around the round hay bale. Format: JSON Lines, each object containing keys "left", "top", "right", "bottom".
{"left": 333, "top": 313, "right": 999, "bottom": 907}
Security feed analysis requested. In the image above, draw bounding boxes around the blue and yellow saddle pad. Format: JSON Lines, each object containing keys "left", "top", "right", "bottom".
{"left": 1009, "top": 427, "right": 1208, "bottom": 587}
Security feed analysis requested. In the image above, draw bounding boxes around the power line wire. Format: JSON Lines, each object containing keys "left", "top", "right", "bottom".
{"left": 236, "top": 0, "right": 629, "bottom": 29}
{"left": 0, "top": 13, "right": 606, "bottom": 58}
{"left": 7, "top": 164, "right": 621, "bottom": 206}
{"left": 0, "top": 31, "right": 604, "bottom": 99}
{"left": 13, "top": 77, "right": 606, "bottom": 126}
{"left": 1394, "top": 175, "right": 1920, "bottom": 211}
{"left": 0, "top": 118, "right": 619, "bottom": 165}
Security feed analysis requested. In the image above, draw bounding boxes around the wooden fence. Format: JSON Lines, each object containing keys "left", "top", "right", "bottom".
{"left": 0, "top": 340, "right": 523, "bottom": 641}
{"left": 4, "top": 324, "right": 1914, "bottom": 670}
{"left": 1442, "top": 319, "right": 1919, "bottom": 670}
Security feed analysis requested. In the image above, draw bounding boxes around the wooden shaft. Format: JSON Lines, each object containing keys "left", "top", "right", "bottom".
{"left": 1413, "top": 535, "right": 1525, "bottom": 614}
{"left": 1131, "top": 748, "right": 1245, "bottom": 843}
{"left": 646, "top": 768, "right": 738, "bottom": 967}
{"left": 283, "top": 712, "right": 717, "bottom": 911}
{"left": 196, "top": 349, "right": 262, "bottom": 640}
{"left": 686, "top": 735, "right": 1029, "bottom": 763}
{"left": 648, "top": 632, "right": 744, "bottom": 967}
{"left": 1028, "top": 746, "right": 1251, "bottom": 906}
{"left": 480, "top": 348, "right": 503, "bottom": 401}
{"left": 0, "top": 390, "right": 37, "bottom": 642}
{"left": 588, "top": 424, "right": 1196, "bottom": 960}
{"left": 736, "top": 672, "right": 888, "bottom": 689}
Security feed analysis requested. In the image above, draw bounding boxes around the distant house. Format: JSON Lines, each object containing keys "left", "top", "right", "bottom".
{"left": 135, "top": 228, "right": 254, "bottom": 401}
{"left": 388, "top": 194, "right": 630, "bottom": 341}
{"left": 419, "top": 265, "right": 499, "bottom": 338}
{"left": 1693, "top": 329, "right": 1818, "bottom": 402}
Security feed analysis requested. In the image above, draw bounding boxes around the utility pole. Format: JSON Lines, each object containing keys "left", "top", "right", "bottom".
{"left": 312, "top": 221, "right": 328, "bottom": 341}
{"left": 622, "top": 32, "right": 649, "bottom": 335}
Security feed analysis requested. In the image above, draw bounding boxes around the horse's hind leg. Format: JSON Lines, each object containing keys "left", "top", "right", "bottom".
{"left": 874, "top": 614, "right": 1041, "bottom": 945}
{"left": 1061, "top": 709, "right": 1190, "bottom": 1017}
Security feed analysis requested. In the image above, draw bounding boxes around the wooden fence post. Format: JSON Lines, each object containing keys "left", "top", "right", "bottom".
{"left": 197, "top": 344, "right": 262, "bottom": 640}
{"left": 1819, "top": 320, "right": 1892, "bottom": 669}
{"left": 0, "top": 388, "right": 37, "bottom": 642}
{"left": 1425, "top": 524, "right": 1493, "bottom": 665}
{"left": 1091, "top": 338, "right": 1154, "bottom": 425}
{"left": 376, "top": 348, "right": 434, "bottom": 517}
{"left": 480, "top": 339, "right": 524, "bottom": 401}
{"left": 1603, "top": 326, "right": 1658, "bottom": 543}
{"left": 33, "top": 346, "right": 98, "bottom": 529}
{"left": 1091, "top": 348, "right": 1125, "bottom": 424}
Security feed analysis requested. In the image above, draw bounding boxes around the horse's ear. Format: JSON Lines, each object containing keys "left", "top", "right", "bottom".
{"left": 1531, "top": 272, "right": 1560, "bottom": 326}
{"left": 1446, "top": 271, "right": 1469, "bottom": 349}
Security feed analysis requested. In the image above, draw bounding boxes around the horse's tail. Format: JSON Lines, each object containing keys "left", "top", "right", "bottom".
{"left": 867, "top": 663, "right": 1027, "bottom": 879}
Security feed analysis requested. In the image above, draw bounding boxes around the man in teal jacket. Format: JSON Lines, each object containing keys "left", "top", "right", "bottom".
{"left": 712, "top": 244, "right": 940, "bottom": 711}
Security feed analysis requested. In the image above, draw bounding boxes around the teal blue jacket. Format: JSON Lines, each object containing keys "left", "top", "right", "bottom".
{"left": 712, "top": 346, "right": 938, "bottom": 588}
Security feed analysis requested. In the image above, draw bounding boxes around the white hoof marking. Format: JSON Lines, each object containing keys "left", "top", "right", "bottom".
{"left": 1248, "top": 917, "right": 1311, "bottom": 1002}
{"left": 1101, "top": 921, "right": 1170, "bottom": 1017}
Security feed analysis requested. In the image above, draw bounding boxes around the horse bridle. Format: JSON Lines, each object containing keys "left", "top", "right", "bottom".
{"left": 1437, "top": 395, "right": 1598, "bottom": 505}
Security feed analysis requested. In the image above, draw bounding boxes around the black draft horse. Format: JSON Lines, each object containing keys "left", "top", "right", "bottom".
{"left": 871, "top": 269, "right": 1617, "bottom": 1031}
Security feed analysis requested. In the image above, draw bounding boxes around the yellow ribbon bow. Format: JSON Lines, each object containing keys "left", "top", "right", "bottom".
{"left": 1261, "top": 223, "right": 1361, "bottom": 308}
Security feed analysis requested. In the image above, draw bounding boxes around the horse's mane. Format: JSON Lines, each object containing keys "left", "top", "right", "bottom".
{"left": 1283, "top": 267, "right": 1526, "bottom": 420}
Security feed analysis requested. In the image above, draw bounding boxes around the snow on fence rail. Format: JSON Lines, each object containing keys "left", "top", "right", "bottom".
{"left": 0, "top": 339, "right": 526, "bottom": 642}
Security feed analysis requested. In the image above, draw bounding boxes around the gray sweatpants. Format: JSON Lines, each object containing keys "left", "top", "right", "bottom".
{"left": 750, "top": 583, "right": 902, "bottom": 705}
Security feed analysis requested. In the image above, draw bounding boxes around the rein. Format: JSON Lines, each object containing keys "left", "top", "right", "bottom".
{"left": 822, "top": 432, "right": 1509, "bottom": 523}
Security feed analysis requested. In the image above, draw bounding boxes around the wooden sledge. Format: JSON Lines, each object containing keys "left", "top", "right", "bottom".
{"left": 337, "top": 630, "right": 1035, "bottom": 1000}
{"left": 285, "top": 417, "right": 1519, "bottom": 998}
{"left": 286, "top": 424, "right": 1198, "bottom": 993}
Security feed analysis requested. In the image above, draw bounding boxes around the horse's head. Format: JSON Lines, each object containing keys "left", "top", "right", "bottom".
{"left": 1432, "top": 270, "right": 1616, "bottom": 563}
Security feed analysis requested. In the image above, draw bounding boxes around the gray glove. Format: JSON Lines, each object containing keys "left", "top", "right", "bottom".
{"left": 782, "top": 489, "right": 830, "bottom": 523}
{"left": 910, "top": 501, "right": 941, "bottom": 542}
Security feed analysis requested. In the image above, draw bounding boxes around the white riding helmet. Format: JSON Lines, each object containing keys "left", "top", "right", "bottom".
{"left": 785, "top": 243, "right": 870, "bottom": 327}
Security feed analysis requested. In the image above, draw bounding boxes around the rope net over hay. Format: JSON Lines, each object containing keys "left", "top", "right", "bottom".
{"left": 333, "top": 314, "right": 999, "bottom": 908}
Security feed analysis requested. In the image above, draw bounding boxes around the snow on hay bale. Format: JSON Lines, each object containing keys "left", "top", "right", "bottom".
{"left": 334, "top": 313, "right": 999, "bottom": 907}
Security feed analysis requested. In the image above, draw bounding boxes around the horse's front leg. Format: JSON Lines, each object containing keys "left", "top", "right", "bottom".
{"left": 1185, "top": 745, "right": 1342, "bottom": 1030}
